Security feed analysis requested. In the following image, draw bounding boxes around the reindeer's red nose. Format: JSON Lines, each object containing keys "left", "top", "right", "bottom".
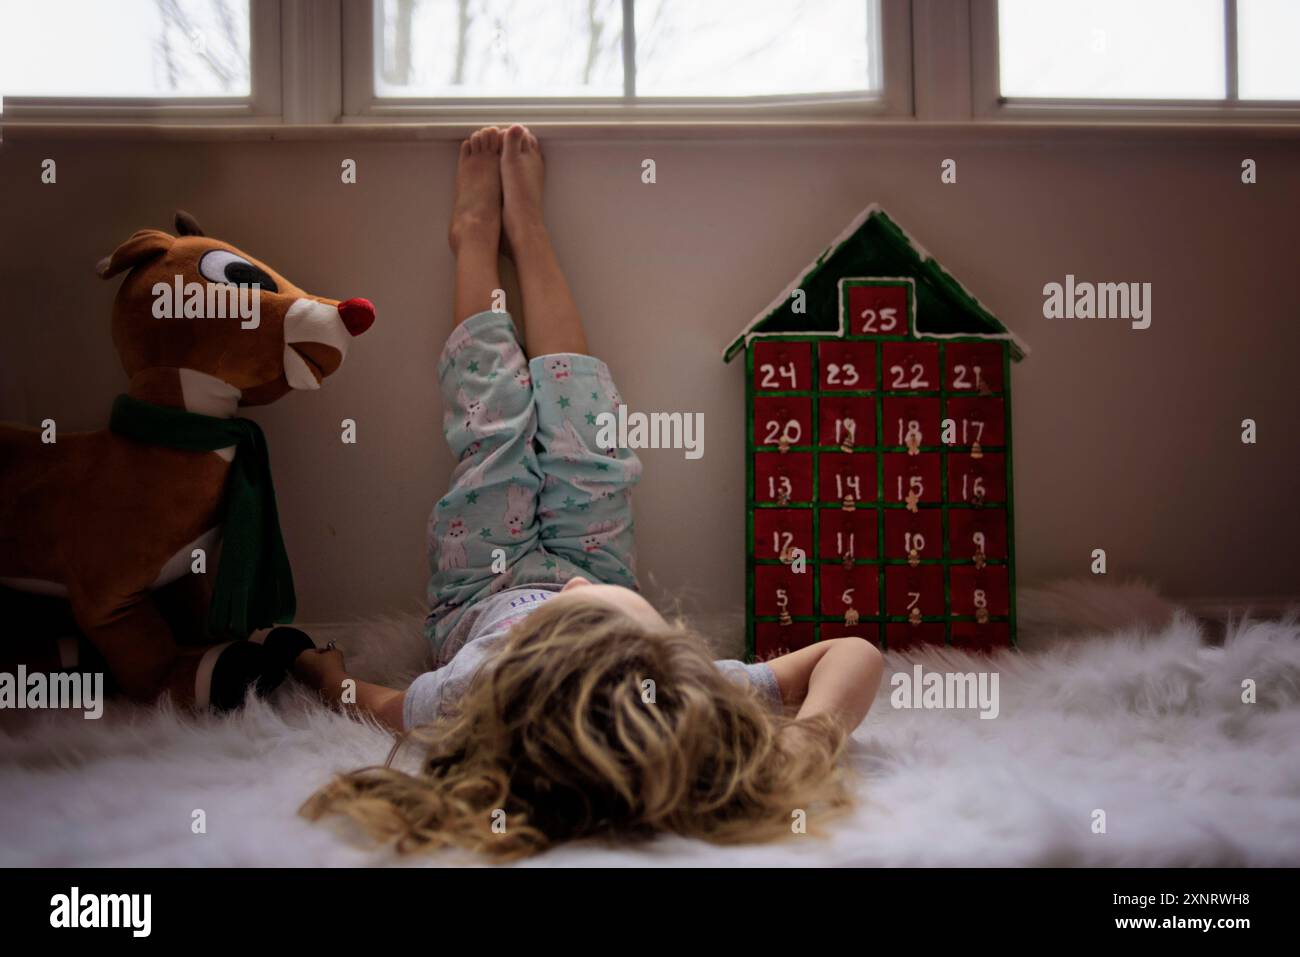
{"left": 339, "top": 298, "right": 375, "bottom": 336}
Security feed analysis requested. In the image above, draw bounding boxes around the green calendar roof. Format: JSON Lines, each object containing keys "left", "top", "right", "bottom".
{"left": 723, "top": 204, "right": 1028, "bottom": 363}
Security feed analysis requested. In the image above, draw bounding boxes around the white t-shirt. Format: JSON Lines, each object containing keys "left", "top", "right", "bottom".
{"left": 404, "top": 585, "right": 782, "bottom": 729}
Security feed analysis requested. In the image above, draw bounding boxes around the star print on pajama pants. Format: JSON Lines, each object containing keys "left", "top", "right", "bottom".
{"left": 425, "top": 310, "right": 642, "bottom": 663}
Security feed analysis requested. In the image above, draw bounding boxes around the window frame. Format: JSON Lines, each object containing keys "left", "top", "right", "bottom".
{"left": 971, "top": 0, "right": 1300, "bottom": 122}
{"left": 340, "top": 0, "right": 914, "bottom": 123}
{"left": 2, "top": 0, "right": 1298, "bottom": 132}
{"left": 0, "top": 0, "right": 282, "bottom": 122}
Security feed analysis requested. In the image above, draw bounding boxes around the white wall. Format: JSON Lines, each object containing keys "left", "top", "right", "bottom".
{"left": 2, "top": 129, "right": 1297, "bottom": 623}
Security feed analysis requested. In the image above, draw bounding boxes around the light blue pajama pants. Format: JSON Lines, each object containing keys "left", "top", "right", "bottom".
{"left": 425, "top": 310, "right": 642, "bottom": 660}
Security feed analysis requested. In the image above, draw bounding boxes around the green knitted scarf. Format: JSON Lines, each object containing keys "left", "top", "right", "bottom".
{"left": 109, "top": 394, "right": 296, "bottom": 638}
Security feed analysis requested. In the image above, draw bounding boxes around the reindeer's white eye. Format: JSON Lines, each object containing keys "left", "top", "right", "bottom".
{"left": 198, "top": 249, "right": 279, "bottom": 293}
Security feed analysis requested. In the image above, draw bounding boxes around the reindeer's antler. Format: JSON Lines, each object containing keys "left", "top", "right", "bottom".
{"left": 174, "top": 210, "right": 206, "bottom": 237}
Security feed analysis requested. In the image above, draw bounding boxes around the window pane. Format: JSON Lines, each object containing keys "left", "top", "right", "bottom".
{"left": 998, "top": 0, "right": 1225, "bottom": 100}
{"left": 375, "top": 0, "right": 623, "bottom": 98}
{"left": 0, "top": 0, "right": 250, "bottom": 97}
{"left": 635, "top": 0, "right": 879, "bottom": 97}
{"left": 1238, "top": 0, "right": 1300, "bottom": 100}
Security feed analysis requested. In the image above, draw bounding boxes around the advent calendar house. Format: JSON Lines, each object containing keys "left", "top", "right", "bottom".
{"left": 723, "top": 205, "right": 1028, "bottom": 659}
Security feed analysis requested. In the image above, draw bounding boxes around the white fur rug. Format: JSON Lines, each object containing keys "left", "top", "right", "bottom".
{"left": 3, "top": 579, "right": 1299, "bottom": 867}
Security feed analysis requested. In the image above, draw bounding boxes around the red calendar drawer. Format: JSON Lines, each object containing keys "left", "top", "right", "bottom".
{"left": 949, "top": 566, "right": 1010, "bottom": 617}
{"left": 883, "top": 396, "right": 941, "bottom": 448}
{"left": 754, "top": 564, "right": 813, "bottom": 617}
{"left": 752, "top": 340, "right": 812, "bottom": 392}
{"left": 755, "top": 621, "right": 816, "bottom": 660}
{"left": 754, "top": 451, "right": 813, "bottom": 504}
{"left": 847, "top": 283, "right": 909, "bottom": 336}
{"left": 753, "top": 509, "right": 813, "bottom": 563}
{"left": 944, "top": 397, "right": 1005, "bottom": 448}
{"left": 945, "top": 341, "right": 1005, "bottom": 393}
{"left": 819, "top": 509, "right": 878, "bottom": 561}
{"left": 886, "top": 622, "right": 946, "bottom": 651}
{"left": 884, "top": 452, "right": 941, "bottom": 504}
{"left": 821, "top": 621, "right": 881, "bottom": 645}
{"left": 817, "top": 452, "right": 876, "bottom": 504}
{"left": 947, "top": 453, "right": 1007, "bottom": 505}
{"left": 818, "top": 396, "right": 875, "bottom": 448}
{"left": 947, "top": 508, "right": 1008, "bottom": 561}
{"left": 818, "top": 564, "right": 880, "bottom": 617}
{"left": 883, "top": 509, "right": 943, "bottom": 560}
{"left": 818, "top": 341, "right": 876, "bottom": 391}
{"left": 951, "top": 621, "right": 1011, "bottom": 653}
{"left": 885, "top": 565, "right": 944, "bottom": 617}
{"left": 753, "top": 396, "right": 812, "bottom": 448}
{"left": 882, "top": 341, "right": 939, "bottom": 392}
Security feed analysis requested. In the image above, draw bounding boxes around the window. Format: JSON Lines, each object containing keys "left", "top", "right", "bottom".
{"left": 3, "top": 0, "right": 1297, "bottom": 128}
{"left": 993, "top": 0, "right": 1300, "bottom": 105}
{"left": 634, "top": 0, "right": 878, "bottom": 98}
{"left": 361, "top": 0, "right": 894, "bottom": 110}
{"left": 1237, "top": 0, "right": 1300, "bottom": 100}
{"left": 0, "top": 0, "right": 278, "bottom": 120}
{"left": 0, "top": 0, "right": 251, "bottom": 98}
{"left": 374, "top": 0, "right": 625, "bottom": 99}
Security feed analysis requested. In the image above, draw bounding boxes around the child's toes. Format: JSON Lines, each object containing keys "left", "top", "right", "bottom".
{"left": 504, "top": 124, "right": 527, "bottom": 153}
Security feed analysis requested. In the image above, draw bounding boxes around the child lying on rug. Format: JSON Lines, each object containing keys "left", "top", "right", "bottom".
{"left": 293, "top": 125, "right": 884, "bottom": 858}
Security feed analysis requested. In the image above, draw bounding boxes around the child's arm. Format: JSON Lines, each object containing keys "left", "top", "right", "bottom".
{"left": 764, "top": 637, "right": 884, "bottom": 732}
{"left": 293, "top": 648, "right": 407, "bottom": 732}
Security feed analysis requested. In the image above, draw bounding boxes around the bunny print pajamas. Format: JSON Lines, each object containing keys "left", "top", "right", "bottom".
{"left": 425, "top": 311, "right": 642, "bottom": 663}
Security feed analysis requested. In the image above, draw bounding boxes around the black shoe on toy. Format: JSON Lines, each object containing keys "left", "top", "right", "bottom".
{"left": 208, "top": 640, "right": 275, "bottom": 712}
{"left": 261, "top": 626, "right": 318, "bottom": 685}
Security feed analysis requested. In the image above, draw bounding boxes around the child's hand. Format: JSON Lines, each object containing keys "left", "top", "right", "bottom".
{"left": 291, "top": 647, "right": 407, "bottom": 730}
{"left": 293, "top": 646, "right": 347, "bottom": 693}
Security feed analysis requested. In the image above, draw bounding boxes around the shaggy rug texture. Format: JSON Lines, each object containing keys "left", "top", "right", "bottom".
{"left": 2, "top": 579, "right": 1298, "bottom": 867}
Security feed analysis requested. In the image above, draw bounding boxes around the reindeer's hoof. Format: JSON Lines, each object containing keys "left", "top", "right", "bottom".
{"left": 262, "top": 626, "right": 317, "bottom": 685}
{"left": 209, "top": 641, "right": 273, "bottom": 712}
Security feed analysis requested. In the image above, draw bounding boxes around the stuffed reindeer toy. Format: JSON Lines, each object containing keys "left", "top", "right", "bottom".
{"left": 0, "top": 212, "right": 375, "bottom": 710}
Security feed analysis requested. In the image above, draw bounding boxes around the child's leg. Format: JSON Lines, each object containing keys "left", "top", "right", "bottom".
{"left": 451, "top": 127, "right": 504, "bottom": 326}
{"left": 530, "top": 354, "right": 642, "bottom": 588}
{"left": 499, "top": 125, "right": 640, "bottom": 587}
{"left": 500, "top": 124, "right": 589, "bottom": 358}
{"left": 427, "top": 129, "right": 544, "bottom": 659}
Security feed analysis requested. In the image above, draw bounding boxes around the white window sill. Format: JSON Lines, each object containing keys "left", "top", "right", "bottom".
{"left": 5, "top": 117, "right": 1300, "bottom": 143}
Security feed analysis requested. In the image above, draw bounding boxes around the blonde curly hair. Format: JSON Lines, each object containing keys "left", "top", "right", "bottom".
{"left": 301, "top": 595, "right": 851, "bottom": 859}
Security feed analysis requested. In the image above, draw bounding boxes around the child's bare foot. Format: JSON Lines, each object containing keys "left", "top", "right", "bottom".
{"left": 500, "top": 124, "right": 546, "bottom": 255}
{"left": 449, "top": 126, "right": 502, "bottom": 254}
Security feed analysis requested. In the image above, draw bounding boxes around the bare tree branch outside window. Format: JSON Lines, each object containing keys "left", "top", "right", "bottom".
{"left": 155, "top": 0, "right": 249, "bottom": 93}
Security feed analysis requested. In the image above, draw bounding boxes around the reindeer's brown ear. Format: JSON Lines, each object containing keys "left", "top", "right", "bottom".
{"left": 174, "top": 210, "right": 205, "bottom": 237}
{"left": 96, "top": 229, "right": 175, "bottom": 279}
